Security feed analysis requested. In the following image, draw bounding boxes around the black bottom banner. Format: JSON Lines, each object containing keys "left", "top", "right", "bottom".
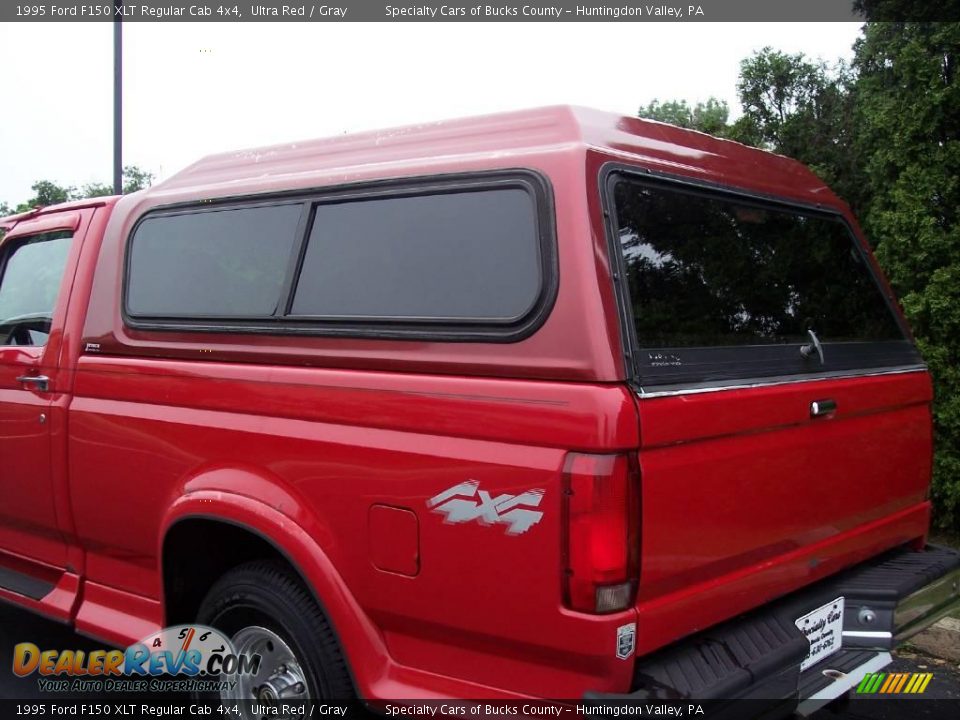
{"left": 1, "top": 698, "right": 960, "bottom": 720}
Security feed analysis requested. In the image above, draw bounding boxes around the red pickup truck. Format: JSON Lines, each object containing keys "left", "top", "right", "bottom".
{"left": 0, "top": 106, "right": 957, "bottom": 712}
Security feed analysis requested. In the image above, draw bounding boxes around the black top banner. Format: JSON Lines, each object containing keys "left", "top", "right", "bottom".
{"left": 3, "top": 1, "right": 959, "bottom": 23}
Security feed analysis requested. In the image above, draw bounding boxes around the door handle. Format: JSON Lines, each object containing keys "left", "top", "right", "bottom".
{"left": 16, "top": 374, "right": 50, "bottom": 392}
{"left": 810, "top": 399, "right": 837, "bottom": 417}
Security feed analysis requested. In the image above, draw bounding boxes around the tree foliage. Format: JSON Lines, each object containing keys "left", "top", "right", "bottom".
{"left": 21, "top": 180, "right": 76, "bottom": 210}
{"left": 638, "top": 98, "right": 732, "bottom": 136}
{"left": 80, "top": 181, "right": 115, "bottom": 199}
{"left": 735, "top": 49, "right": 865, "bottom": 213}
{"left": 4, "top": 165, "right": 155, "bottom": 214}
{"left": 638, "top": 20, "right": 960, "bottom": 531}
{"left": 853, "top": 21, "right": 960, "bottom": 529}
{"left": 121, "top": 165, "right": 154, "bottom": 194}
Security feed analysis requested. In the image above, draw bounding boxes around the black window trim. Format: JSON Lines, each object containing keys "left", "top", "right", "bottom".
{"left": 122, "top": 169, "right": 558, "bottom": 343}
{"left": 598, "top": 162, "right": 923, "bottom": 390}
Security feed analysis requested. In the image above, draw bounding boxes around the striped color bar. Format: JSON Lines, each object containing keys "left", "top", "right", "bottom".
{"left": 856, "top": 672, "right": 933, "bottom": 694}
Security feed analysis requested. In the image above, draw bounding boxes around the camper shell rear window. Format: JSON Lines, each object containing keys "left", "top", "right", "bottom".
{"left": 123, "top": 171, "right": 556, "bottom": 342}
{"left": 604, "top": 169, "right": 922, "bottom": 389}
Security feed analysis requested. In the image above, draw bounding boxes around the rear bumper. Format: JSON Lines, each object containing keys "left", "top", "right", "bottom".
{"left": 585, "top": 544, "right": 959, "bottom": 710}
{"left": 842, "top": 544, "right": 960, "bottom": 649}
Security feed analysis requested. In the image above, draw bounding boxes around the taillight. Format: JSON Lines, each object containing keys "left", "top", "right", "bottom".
{"left": 562, "top": 452, "right": 640, "bottom": 614}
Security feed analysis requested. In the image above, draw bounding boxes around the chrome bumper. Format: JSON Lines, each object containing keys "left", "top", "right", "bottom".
{"left": 841, "top": 544, "right": 960, "bottom": 650}
{"left": 894, "top": 566, "right": 960, "bottom": 641}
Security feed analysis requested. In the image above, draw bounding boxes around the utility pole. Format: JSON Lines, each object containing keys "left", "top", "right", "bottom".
{"left": 113, "top": 4, "right": 123, "bottom": 195}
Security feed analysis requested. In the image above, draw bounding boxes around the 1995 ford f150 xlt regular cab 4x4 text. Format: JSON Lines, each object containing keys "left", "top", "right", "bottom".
{"left": 0, "top": 106, "right": 957, "bottom": 713}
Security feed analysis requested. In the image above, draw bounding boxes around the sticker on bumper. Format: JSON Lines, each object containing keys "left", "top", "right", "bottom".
{"left": 795, "top": 597, "right": 844, "bottom": 671}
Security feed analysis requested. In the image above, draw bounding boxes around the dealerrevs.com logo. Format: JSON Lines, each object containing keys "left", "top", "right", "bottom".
{"left": 13, "top": 625, "right": 260, "bottom": 694}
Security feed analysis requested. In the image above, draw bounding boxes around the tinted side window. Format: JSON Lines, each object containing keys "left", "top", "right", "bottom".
{"left": 291, "top": 189, "right": 541, "bottom": 322}
{"left": 127, "top": 204, "right": 302, "bottom": 317}
{"left": 124, "top": 175, "right": 554, "bottom": 340}
{"left": 611, "top": 177, "right": 920, "bottom": 386}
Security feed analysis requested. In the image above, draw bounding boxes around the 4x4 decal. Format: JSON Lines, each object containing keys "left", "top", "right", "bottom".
{"left": 427, "top": 481, "right": 545, "bottom": 535}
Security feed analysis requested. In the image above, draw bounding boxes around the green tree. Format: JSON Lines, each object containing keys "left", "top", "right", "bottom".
{"left": 15, "top": 180, "right": 77, "bottom": 212}
{"left": 6, "top": 165, "right": 155, "bottom": 213}
{"left": 636, "top": 52, "right": 862, "bottom": 210}
{"left": 734, "top": 48, "right": 865, "bottom": 213}
{"left": 736, "top": 49, "right": 833, "bottom": 146}
{"left": 638, "top": 97, "right": 732, "bottom": 136}
{"left": 853, "top": 19, "right": 960, "bottom": 530}
{"left": 121, "top": 165, "right": 154, "bottom": 194}
{"left": 82, "top": 166, "right": 154, "bottom": 198}
{"left": 80, "top": 181, "right": 115, "bottom": 198}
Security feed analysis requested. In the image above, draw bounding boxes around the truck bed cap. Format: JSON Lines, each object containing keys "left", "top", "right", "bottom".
{"left": 147, "top": 105, "right": 839, "bottom": 210}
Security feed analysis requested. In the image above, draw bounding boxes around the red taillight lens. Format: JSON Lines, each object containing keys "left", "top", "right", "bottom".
{"left": 563, "top": 453, "right": 640, "bottom": 613}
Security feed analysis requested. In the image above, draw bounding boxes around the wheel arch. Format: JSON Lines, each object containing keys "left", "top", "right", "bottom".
{"left": 159, "top": 491, "right": 387, "bottom": 699}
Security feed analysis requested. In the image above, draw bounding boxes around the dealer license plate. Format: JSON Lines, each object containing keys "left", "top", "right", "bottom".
{"left": 795, "top": 597, "right": 844, "bottom": 671}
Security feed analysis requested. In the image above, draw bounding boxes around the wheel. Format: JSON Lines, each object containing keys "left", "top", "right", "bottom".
{"left": 196, "top": 560, "right": 354, "bottom": 706}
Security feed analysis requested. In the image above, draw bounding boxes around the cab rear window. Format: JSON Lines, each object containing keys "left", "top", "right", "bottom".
{"left": 608, "top": 175, "right": 921, "bottom": 388}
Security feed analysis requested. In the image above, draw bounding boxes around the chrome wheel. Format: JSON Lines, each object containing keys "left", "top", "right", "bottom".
{"left": 222, "top": 625, "right": 310, "bottom": 713}
{"left": 198, "top": 562, "right": 354, "bottom": 703}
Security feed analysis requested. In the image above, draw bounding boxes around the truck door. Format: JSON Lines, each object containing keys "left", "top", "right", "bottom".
{"left": 0, "top": 210, "right": 87, "bottom": 570}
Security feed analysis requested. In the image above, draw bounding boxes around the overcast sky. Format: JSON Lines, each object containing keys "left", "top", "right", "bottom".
{"left": 0, "top": 22, "right": 862, "bottom": 205}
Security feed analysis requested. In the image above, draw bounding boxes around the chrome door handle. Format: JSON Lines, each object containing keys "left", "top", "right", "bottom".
{"left": 810, "top": 399, "right": 837, "bottom": 417}
{"left": 16, "top": 375, "right": 49, "bottom": 392}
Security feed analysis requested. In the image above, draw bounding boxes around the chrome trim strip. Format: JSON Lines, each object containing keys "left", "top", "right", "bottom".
{"left": 842, "top": 630, "right": 893, "bottom": 639}
{"left": 635, "top": 365, "right": 928, "bottom": 399}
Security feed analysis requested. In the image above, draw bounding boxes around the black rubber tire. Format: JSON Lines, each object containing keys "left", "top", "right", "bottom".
{"left": 197, "top": 559, "right": 354, "bottom": 699}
